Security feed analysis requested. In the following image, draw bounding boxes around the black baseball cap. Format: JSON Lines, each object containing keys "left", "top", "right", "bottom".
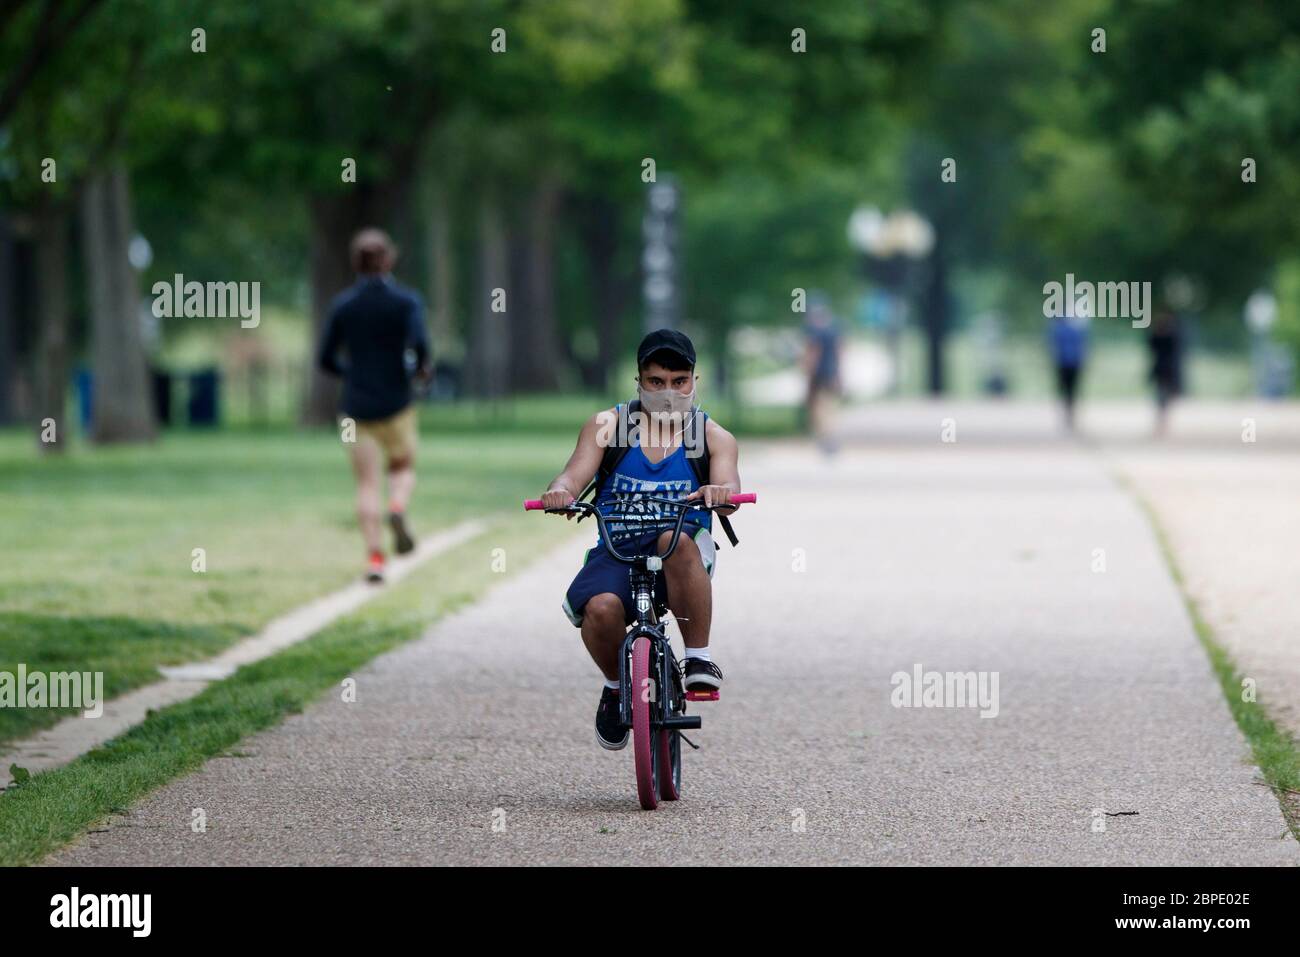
{"left": 636, "top": 328, "right": 696, "bottom": 369}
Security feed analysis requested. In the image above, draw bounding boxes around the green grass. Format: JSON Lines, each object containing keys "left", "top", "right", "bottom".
{"left": 0, "top": 424, "right": 561, "bottom": 743}
{"left": 0, "top": 614, "right": 242, "bottom": 743}
{"left": 1125, "top": 482, "right": 1300, "bottom": 841}
{"left": 0, "top": 514, "right": 573, "bottom": 866}
{"left": 0, "top": 428, "right": 542, "bottom": 625}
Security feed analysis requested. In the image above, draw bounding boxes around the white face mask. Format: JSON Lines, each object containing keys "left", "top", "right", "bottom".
{"left": 637, "top": 384, "right": 696, "bottom": 418}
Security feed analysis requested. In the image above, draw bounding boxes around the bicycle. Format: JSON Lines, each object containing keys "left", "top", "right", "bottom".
{"left": 524, "top": 490, "right": 757, "bottom": 810}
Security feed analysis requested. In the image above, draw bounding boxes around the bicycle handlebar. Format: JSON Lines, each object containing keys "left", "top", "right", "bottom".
{"left": 523, "top": 492, "right": 757, "bottom": 565}
{"left": 522, "top": 491, "right": 755, "bottom": 511}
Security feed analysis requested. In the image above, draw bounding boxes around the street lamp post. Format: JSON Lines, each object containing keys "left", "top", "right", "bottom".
{"left": 643, "top": 177, "right": 681, "bottom": 332}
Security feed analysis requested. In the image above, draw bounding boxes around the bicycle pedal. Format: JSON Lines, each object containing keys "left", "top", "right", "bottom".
{"left": 685, "top": 689, "right": 719, "bottom": 702}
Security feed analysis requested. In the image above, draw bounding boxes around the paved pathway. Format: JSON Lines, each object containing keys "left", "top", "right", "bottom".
{"left": 50, "top": 403, "right": 1296, "bottom": 865}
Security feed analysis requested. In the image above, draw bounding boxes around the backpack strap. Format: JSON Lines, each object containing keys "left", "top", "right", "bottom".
{"left": 575, "top": 401, "right": 638, "bottom": 520}
{"left": 686, "top": 409, "right": 739, "bottom": 547}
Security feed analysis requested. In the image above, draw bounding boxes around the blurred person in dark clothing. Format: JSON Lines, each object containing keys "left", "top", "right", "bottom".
{"left": 1047, "top": 310, "right": 1088, "bottom": 432}
{"left": 1148, "top": 308, "right": 1183, "bottom": 438}
{"left": 801, "top": 293, "right": 843, "bottom": 454}
{"left": 318, "top": 228, "right": 432, "bottom": 583}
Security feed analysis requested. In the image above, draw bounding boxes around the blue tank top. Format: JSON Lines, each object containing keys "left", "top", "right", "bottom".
{"left": 593, "top": 439, "right": 711, "bottom": 547}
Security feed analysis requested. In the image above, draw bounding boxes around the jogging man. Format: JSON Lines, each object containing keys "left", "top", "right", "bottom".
{"left": 318, "top": 228, "right": 431, "bottom": 583}
{"left": 539, "top": 329, "right": 742, "bottom": 750}
{"left": 1047, "top": 308, "right": 1088, "bottom": 432}
{"left": 801, "top": 293, "right": 843, "bottom": 454}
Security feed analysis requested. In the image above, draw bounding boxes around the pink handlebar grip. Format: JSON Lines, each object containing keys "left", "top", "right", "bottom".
{"left": 523, "top": 499, "right": 545, "bottom": 511}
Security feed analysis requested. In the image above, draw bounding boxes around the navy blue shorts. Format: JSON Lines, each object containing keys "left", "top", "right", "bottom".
{"left": 563, "top": 526, "right": 717, "bottom": 627}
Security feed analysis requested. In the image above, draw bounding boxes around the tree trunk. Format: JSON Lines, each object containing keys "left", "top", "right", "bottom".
{"left": 507, "top": 176, "right": 563, "bottom": 393}
{"left": 82, "top": 166, "right": 155, "bottom": 443}
{"left": 424, "top": 176, "right": 455, "bottom": 356}
{"left": 465, "top": 188, "right": 509, "bottom": 399}
{"left": 0, "top": 213, "right": 18, "bottom": 426}
{"left": 576, "top": 194, "right": 629, "bottom": 393}
{"left": 303, "top": 194, "right": 353, "bottom": 426}
{"left": 920, "top": 238, "right": 949, "bottom": 395}
{"left": 34, "top": 202, "right": 69, "bottom": 452}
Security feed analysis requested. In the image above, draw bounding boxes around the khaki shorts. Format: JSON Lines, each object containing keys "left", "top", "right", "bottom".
{"left": 354, "top": 405, "right": 418, "bottom": 466}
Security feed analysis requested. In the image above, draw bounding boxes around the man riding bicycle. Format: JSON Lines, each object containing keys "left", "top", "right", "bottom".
{"left": 539, "top": 329, "right": 743, "bottom": 751}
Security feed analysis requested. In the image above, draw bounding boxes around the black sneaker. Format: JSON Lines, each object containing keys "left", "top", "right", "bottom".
{"left": 683, "top": 657, "right": 723, "bottom": 693}
{"left": 595, "top": 686, "right": 628, "bottom": 751}
{"left": 389, "top": 512, "right": 415, "bottom": 555}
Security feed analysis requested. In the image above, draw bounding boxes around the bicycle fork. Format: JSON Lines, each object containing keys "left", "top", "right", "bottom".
{"left": 618, "top": 576, "right": 700, "bottom": 733}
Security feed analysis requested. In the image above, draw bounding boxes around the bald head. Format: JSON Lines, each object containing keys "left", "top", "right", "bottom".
{"left": 350, "top": 228, "right": 397, "bottom": 275}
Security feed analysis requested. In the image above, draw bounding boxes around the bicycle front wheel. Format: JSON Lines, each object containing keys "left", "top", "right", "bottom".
{"left": 631, "top": 635, "right": 660, "bottom": 810}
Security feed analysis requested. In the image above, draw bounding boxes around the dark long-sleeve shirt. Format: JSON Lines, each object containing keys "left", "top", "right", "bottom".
{"left": 317, "top": 275, "right": 430, "bottom": 421}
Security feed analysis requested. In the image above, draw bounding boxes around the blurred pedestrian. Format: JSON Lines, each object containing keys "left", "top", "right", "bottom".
{"left": 318, "top": 228, "right": 432, "bottom": 583}
{"left": 1148, "top": 308, "right": 1183, "bottom": 438}
{"left": 1047, "top": 310, "right": 1088, "bottom": 431}
{"left": 801, "top": 293, "right": 843, "bottom": 454}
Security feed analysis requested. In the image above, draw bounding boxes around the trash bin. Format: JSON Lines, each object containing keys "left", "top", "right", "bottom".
{"left": 426, "top": 360, "right": 460, "bottom": 401}
{"left": 151, "top": 368, "right": 173, "bottom": 426}
{"left": 74, "top": 367, "right": 93, "bottom": 430}
{"left": 188, "top": 367, "right": 220, "bottom": 426}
